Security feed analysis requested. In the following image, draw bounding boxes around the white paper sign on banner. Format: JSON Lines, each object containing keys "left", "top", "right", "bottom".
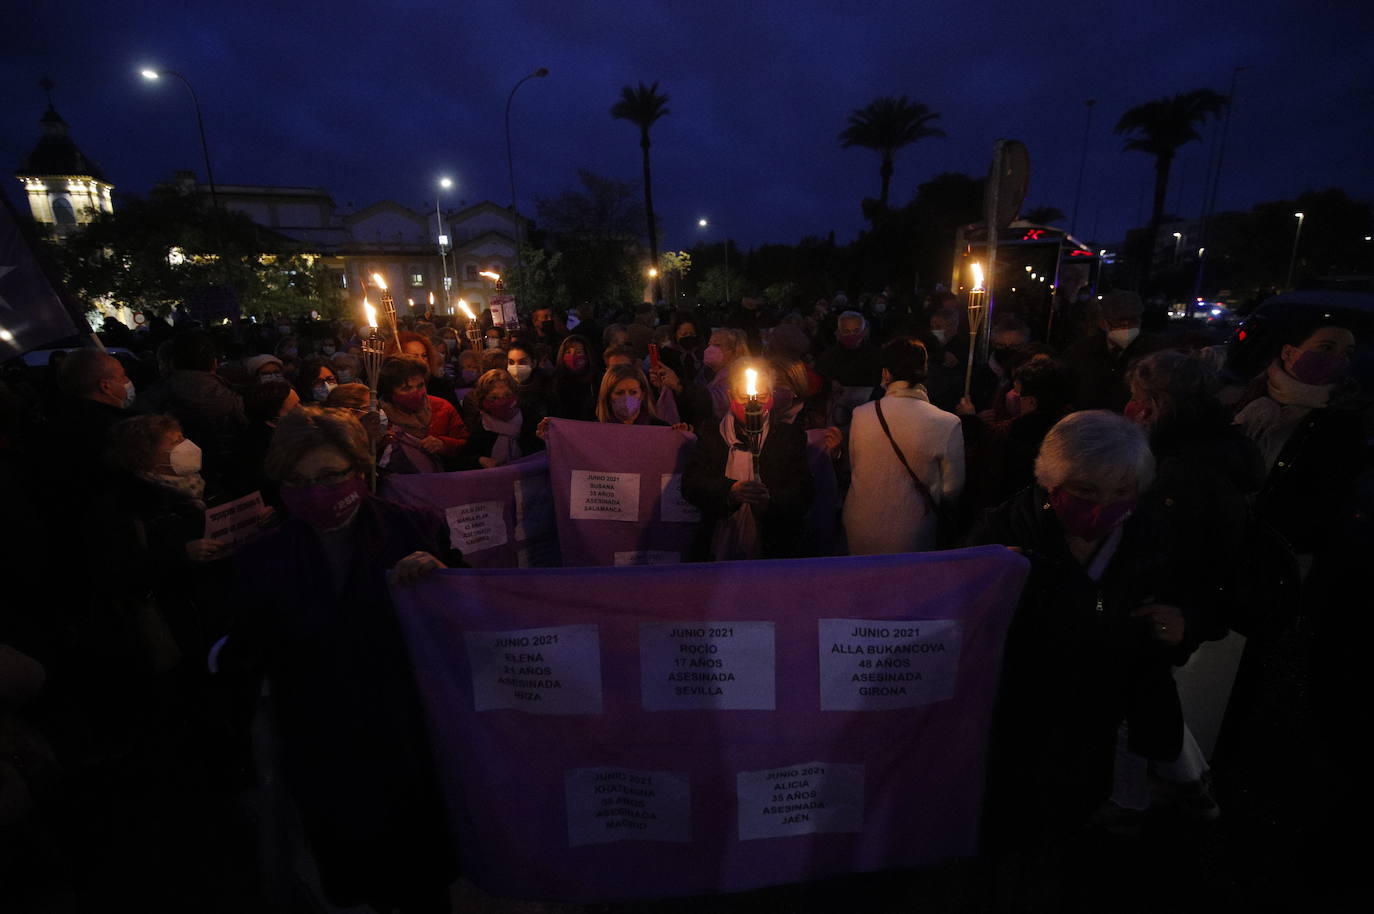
{"left": 464, "top": 624, "right": 603, "bottom": 715}
{"left": 444, "top": 501, "right": 507, "bottom": 554}
{"left": 569, "top": 470, "right": 640, "bottom": 522}
{"left": 736, "top": 761, "right": 864, "bottom": 841}
{"left": 613, "top": 550, "right": 680, "bottom": 566}
{"left": 658, "top": 473, "right": 702, "bottom": 523}
{"left": 817, "top": 619, "right": 962, "bottom": 711}
{"left": 639, "top": 621, "right": 776, "bottom": 710}
{"left": 565, "top": 767, "right": 692, "bottom": 847}
{"left": 203, "top": 491, "right": 265, "bottom": 546}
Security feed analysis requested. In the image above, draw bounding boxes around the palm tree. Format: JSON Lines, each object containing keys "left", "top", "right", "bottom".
{"left": 1115, "top": 89, "right": 1228, "bottom": 235}
{"left": 839, "top": 96, "right": 945, "bottom": 209}
{"left": 611, "top": 81, "right": 670, "bottom": 297}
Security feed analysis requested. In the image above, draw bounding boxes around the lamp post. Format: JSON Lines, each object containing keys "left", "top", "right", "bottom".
{"left": 436, "top": 176, "right": 453, "bottom": 306}
{"left": 698, "top": 217, "right": 730, "bottom": 303}
{"left": 1286, "top": 212, "right": 1305, "bottom": 290}
{"left": 140, "top": 68, "right": 219, "bottom": 213}
{"left": 505, "top": 67, "right": 548, "bottom": 298}
{"left": 1172, "top": 232, "right": 1184, "bottom": 262}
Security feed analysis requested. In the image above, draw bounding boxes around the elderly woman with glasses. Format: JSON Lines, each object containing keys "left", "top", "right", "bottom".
{"left": 216, "top": 406, "right": 459, "bottom": 913}
{"left": 968, "top": 410, "right": 1200, "bottom": 850}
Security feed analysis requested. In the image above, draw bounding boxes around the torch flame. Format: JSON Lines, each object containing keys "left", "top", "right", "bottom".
{"left": 428, "top": 291, "right": 435, "bottom": 305}
{"left": 970, "top": 262, "right": 985, "bottom": 292}
{"left": 745, "top": 368, "right": 758, "bottom": 397}
{"left": 457, "top": 299, "right": 476, "bottom": 320}
{"left": 364, "top": 299, "right": 378, "bottom": 329}
{"left": 371, "top": 272, "right": 387, "bottom": 291}
{"left": 479, "top": 270, "right": 501, "bottom": 282}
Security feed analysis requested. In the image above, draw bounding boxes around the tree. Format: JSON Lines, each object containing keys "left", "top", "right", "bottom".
{"left": 839, "top": 95, "right": 945, "bottom": 210}
{"left": 1115, "top": 89, "right": 1228, "bottom": 282}
{"left": 535, "top": 170, "right": 646, "bottom": 306}
{"left": 611, "top": 81, "right": 671, "bottom": 297}
{"left": 1022, "top": 205, "right": 1065, "bottom": 225}
{"left": 47, "top": 187, "right": 340, "bottom": 318}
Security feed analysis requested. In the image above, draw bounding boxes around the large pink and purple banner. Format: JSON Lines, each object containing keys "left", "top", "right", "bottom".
{"left": 379, "top": 453, "right": 559, "bottom": 568}
{"left": 390, "top": 546, "right": 1028, "bottom": 901}
{"left": 545, "top": 419, "right": 700, "bottom": 566}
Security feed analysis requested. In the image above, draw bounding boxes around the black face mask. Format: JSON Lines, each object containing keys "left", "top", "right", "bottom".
{"left": 678, "top": 335, "right": 698, "bottom": 350}
{"left": 539, "top": 320, "right": 554, "bottom": 334}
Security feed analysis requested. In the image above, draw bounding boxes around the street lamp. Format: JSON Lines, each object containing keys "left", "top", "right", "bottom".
{"left": 697, "top": 216, "right": 730, "bottom": 303}
{"left": 1286, "top": 212, "right": 1305, "bottom": 289}
{"left": 1172, "top": 232, "right": 1184, "bottom": 262}
{"left": 504, "top": 67, "right": 548, "bottom": 299}
{"left": 140, "top": 67, "right": 218, "bottom": 213}
{"left": 435, "top": 176, "right": 454, "bottom": 305}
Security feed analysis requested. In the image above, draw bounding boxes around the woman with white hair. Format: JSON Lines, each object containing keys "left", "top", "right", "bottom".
{"left": 969, "top": 410, "right": 1199, "bottom": 849}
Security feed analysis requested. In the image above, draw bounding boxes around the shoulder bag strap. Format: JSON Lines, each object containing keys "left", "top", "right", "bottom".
{"left": 874, "top": 398, "right": 937, "bottom": 514}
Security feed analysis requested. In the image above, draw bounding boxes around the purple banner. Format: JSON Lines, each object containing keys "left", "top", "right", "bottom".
{"left": 391, "top": 546, "right": 1028, "bottom": 901}
{"left": 545, "top": 419, "right": 700, "bottom": 567}
{"left": 379, "top": 453, "right": 559, "bottom": 568}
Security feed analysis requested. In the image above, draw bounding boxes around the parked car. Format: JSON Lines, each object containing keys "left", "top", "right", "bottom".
{"left": 1225, "top": 288, "right": 1374, "bottom": 387}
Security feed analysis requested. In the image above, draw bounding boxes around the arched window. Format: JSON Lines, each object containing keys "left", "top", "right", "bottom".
{"left": 51, "top": 197, "right": 76, "bottom": 225}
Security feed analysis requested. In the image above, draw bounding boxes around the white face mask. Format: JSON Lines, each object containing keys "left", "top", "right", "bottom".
{"left": 260, "top": 373, "right": 285, "bottom": 384}
{"left": 931, "top": 329, "right": 949, "bottom": 345}
{"left": 508, "top": 363, "right": 532, "bottom": 383}
{"left": 312, "top": 380, "right": 337, "bottom": 402}
{"left": 169, "top": 438, "right": 202, "bottom": 477}
{"left": 335, "top": 369, "right": 355, "bottom": 385}
{"left": 1107, "top": 327, "right": 1140, "bottom": 349}
{"left": 112, "top": 378, "right": 136, "bottom": 408}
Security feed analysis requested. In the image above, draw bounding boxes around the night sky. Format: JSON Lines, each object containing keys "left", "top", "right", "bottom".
{"left": 5, "top": 0, "right": 1372, "bottom": 254}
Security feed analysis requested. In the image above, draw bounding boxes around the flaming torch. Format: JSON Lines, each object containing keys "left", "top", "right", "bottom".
{"left": 457, "top": 299, "right": 482, "bottom": 350}
{"left": 964, "top": 261, "right": 988, "bottom": 400}
{"left": 743, "top": 367, "right": 764, "bottom": 482}
{"left": 361, "top": 298, "right": 386, "bottom": 399}
{"left": 371, "top": 272, "right": 402, "bottom": 350}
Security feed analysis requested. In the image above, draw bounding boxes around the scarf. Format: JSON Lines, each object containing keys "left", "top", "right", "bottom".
{"left": 882, "top": 380, "right": 930, "bottom": 402}
{"left": 137, "top": 471, "right": 206, "bottom": 509}
{"left": 711, "top": 412, "right": 769, "bottom": 561}
{"left": 383, "top": 397, "right": 432, "bottom": 436}
{"left": 1234, "top": 359, "right": 1333, "bottom": 472}
{"left": 1265, "top": 358, "right": 1333, "bottom": 409}
{"left": 482, "top": 410, "right": 524, "bottom": 466}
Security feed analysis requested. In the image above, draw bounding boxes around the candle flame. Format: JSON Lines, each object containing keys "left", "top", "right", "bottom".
{"left": 371, "top": 272, "right": 387, "bottom": 291}
{"left": 970, "top": 262, "right": 985, "bottom": 292}
{"left": 457, "top": 299, "right": 475, "bottom": 320}
{"left": 745, "top": 368, "right": 758, "bottom": 397}
{"left": 364, "top": 299, "right": 378, "bottom": 328}
{"left": 428, "top": 291, "right": 435, "bottom": 305}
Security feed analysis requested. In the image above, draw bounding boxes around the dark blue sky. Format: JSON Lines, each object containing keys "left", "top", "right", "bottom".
{"left": 5, "top": 0, "right": 1372, "bottom": 253}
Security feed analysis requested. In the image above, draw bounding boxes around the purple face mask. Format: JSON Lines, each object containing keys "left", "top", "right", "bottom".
{"left": 281, "top": 476, "right": 367, "bottom": 531}
{"left": 1049, "top": 487, "right": 1136, "bottom": 541}
{"left": 1289, "top": 349, "right": 1346, "bottom": 386}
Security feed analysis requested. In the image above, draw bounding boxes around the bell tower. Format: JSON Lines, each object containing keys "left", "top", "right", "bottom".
{"left": 14, "top": 79, "right": 114, "bottom": 237}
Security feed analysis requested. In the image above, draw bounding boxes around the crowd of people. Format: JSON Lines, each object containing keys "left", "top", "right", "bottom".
{"left": 0, "top": 285, "right": 1367, "bottom": 912}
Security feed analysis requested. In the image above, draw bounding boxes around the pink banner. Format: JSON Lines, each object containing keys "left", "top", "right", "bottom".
{"left": 391, "top": 546, "right": 1028, "bottom": 901}
{"left": 545, "top": 419, "right": 700, "bottom": 566}
{"left": 379, "top": 453, "right": 559, "bottom": 568}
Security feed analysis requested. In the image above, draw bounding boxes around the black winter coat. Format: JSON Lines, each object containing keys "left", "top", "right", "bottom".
{"left": 968, "top": 486, "right": 1193, "bottom": 845}
{"left": 223, "top": 497, "right": 459, "bottom": 906}
{"left": 682, "top": 418, "right": 814, "bottom": 560}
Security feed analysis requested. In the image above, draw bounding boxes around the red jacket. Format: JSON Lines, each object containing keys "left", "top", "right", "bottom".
{"left": 425, "top": 395, "right": 468, "bottom": 456}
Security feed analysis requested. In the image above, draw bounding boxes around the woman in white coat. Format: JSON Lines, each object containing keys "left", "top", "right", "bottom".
{"left": 843, "top": 338, "right": 965, "bottom": 553}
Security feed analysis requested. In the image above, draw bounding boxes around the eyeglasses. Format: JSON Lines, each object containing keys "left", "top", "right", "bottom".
{"left": 281, "top": 467, "right": 355, "bottom": 488}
